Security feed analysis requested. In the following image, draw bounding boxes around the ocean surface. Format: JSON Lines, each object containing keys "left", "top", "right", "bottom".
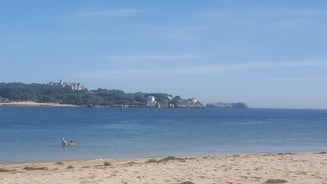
{"left": 0, "top": 106, "right": 327, "bottom": 163}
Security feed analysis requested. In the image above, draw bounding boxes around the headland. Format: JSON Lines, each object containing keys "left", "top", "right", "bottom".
{"left": 0, "top": 81, "right": 247, "bottom": 108}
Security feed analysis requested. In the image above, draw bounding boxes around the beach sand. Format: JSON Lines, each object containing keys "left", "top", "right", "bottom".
{"left": 1, "top": 152, "right": 327, "bottom": 184}
{"left": 0, "top": 101, "right": 78, "bottom": 107}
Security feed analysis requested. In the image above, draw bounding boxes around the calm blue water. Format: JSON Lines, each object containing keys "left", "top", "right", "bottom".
{"left": 0, "top": 106, "right": 327, "bottom": 163}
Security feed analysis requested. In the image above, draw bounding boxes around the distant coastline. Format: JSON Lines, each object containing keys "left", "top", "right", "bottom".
{"left": 0, "top": 81, "right": 204, "bottom": 108}
{"left": 206, "top": 102, "right": 248, "bottom": 108}
{"left": 0, "top": 101, "right": 248, "bottom": 109}
{"left": 0, "top": 101, "right": 78, "bottom": 107}
{"left": 0, "top": 81, "right": 247, "bottom": 108}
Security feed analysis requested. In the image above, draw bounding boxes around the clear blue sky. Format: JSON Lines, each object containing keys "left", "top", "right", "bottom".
{"left": 1, "top": 0, "right": 327, "bottom": 109}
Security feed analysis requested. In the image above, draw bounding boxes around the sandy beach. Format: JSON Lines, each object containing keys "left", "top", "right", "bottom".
{"left": 1, "top": 152, "right": 326, "bottom": 184}
{"left": 0, "top": 101, "right": 78, "bottom": 107}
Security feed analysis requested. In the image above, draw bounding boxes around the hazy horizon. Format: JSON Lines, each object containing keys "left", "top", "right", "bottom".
{"left": 1, "top": 1, "right": 327, "bottom": 109}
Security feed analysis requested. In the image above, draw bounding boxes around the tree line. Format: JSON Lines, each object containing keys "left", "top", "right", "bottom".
{"left": 0, "top": 82, "right": 171, "bottom": 106}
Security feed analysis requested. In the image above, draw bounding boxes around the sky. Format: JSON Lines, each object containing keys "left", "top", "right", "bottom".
{"left": 1, "top": 0, "right": 327, "bottom": 109}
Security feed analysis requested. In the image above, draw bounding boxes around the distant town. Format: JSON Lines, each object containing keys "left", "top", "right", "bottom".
{"left": 48, "top": 80, "right": 84, "bottom": 91}
{"left": 0, "top": 80, "right": 247, "bottom": 108}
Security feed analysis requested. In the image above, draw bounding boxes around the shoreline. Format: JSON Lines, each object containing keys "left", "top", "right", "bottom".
{"left": 1, "top": 152, "right": 327, "bottom": 183}
{"left": 0, "top": 101, "right": 78, "bottom": 107}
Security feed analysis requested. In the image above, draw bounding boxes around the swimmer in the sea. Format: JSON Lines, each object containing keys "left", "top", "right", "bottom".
{"left": 62, "top": 137, "right": 67, "bottom": 147}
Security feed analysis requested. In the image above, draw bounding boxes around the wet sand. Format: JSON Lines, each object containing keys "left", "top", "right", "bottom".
{"left": 1, "top": 152, "right": 327, "bottom": 184}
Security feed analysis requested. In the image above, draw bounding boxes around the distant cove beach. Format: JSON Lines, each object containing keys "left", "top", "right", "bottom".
{"left": 0, "top": 101, "right": 78, "bottom": 107}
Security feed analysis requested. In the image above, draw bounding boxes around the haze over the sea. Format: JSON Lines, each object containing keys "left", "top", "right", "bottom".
{"left": 1, "top": 0, "right": 327, "bottom": 109}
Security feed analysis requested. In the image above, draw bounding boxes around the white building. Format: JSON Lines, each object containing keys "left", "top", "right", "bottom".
{"left": 49, "top": 80, "right": 85, "bottom": 91}
{"left": 146, "top": 96, "right": 157, "bottom": 106}
{"left": 191, "top": 97, "right": 198, "bottom": 104}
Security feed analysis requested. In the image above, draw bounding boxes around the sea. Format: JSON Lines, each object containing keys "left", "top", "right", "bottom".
{"left": 1, "top": 106, "right": 327, "bottom": 163}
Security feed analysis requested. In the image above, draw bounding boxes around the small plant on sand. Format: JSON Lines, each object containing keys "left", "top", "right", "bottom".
{"left": 23, "top": 166, "right": 48, "bottom": 171}
{"left": 146, "top": 156, "right": 186, "bottom": 164}
{"left": 145, "top": 159, "right": 158, "bottom": 163}
{"left": 179, "top": 181, "right": 194, "bottom": 184}
{"left": 264, "top": 179, "right": 287, "bottom": 184}
{"left": 158, "top": 156, "right": 186, "bottom": 163}
{"left": 103, "top": 161, "right": 112, "bottom": 166}
{"left": 0, "top": 168, "right": 16, "bottom": 172}
{"left": 66, "top": 165, "right": 74, "bottom": 169}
